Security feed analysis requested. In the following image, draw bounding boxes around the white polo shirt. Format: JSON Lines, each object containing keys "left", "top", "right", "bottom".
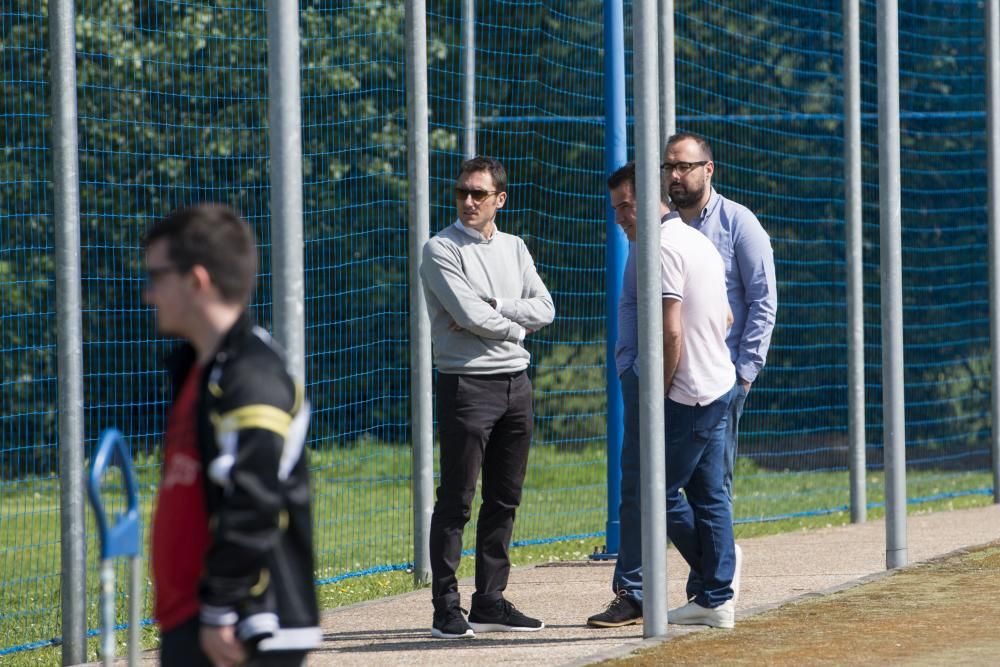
{"left": 660, "top": 215, "right": 736, "bottom": 406}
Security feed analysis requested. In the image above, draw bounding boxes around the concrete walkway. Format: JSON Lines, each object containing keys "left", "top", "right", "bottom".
{"left": 312, "top": 504, "right": 1000, "bottom": 666}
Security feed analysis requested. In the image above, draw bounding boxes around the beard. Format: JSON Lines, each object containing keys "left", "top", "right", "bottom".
{"left": 668, "top": 180, "right": 707, "bottom": 209}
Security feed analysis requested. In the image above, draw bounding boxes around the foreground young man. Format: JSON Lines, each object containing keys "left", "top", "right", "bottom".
{"left": 145, "top": 204, "right": 319, "bottom": 666}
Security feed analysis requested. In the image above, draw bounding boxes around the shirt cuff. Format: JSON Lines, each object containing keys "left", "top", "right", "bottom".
{"left": 736, "top": 361, "right": 759, "bottom": 385}
{"left": 506, "top": 322, "right": 526, "bottom": 343}
{"left": 201, "top": 605, "right": 239, "bottom": 627}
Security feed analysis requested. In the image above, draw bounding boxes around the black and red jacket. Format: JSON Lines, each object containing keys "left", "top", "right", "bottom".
{"left": 158, "top": 313, "right": 320, "bottom": 651}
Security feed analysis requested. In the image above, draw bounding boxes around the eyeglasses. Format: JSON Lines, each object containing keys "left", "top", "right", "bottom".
{"left": 454, "top": 187, "right": 501, "bottom": 204}
{"left": 660, "top": 160, "right": 709, "bottom": 176}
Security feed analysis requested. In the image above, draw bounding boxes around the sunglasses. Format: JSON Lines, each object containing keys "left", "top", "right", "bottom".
{"left": 454, "top": 187, "right": 501, "bottom": 204}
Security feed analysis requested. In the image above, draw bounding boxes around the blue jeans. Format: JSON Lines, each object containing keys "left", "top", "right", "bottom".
{"left": 686, "top": 381, "right": 747, "bottom": 598}
{"left": 665, "top": 385, "right": 737, "bottom": 608}
{"left": 724, "top": 382, "right": 749, "bottom": 501}
{"left": 612, "top": 372, "right": 737, "bottom": 608}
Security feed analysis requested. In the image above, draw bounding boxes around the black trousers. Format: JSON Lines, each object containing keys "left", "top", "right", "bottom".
{"left": 160, "top": 616, "right": 307, "bottom": 667}
{"left": 429, "top": 370, "right": 533, "bottom": 606}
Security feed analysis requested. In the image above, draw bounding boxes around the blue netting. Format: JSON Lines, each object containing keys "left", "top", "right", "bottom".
{"left": 301, "top": 2, "right": 414, "bottom": 582}
{"left": 668, "top": 0, "right": 860, "bottom": 516}
{"left": 427, "top": 0, "right": 609, "bottom": 551}
{"left": 1, "top": 3, "right": 60, "bottom": 653}
{"left": 0, "top": 0, "right": 995, "bottom": 657}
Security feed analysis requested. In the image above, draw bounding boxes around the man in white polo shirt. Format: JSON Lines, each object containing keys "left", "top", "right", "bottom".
{"left": 658, "top": 209, "right": 740, "bottom": 629}
{"left": 586, "top": 164, "right": 738, "bottom": 630}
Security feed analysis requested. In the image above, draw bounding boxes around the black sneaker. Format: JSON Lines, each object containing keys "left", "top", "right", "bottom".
{"left": 587, "top": 590, "right": 643, "bottom": 628}
{"left": 468, "top": 597, "right": 544, "bottom": 633}
{"left": 431, "top": 605, "right": 475, "bottom": 639}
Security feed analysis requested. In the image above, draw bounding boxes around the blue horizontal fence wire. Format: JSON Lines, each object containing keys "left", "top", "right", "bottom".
{"left": 0, "top": 618, "right": 159, "bottom": 658}
{"left": 0, "top": 0, "right": 995, "bottom": 657}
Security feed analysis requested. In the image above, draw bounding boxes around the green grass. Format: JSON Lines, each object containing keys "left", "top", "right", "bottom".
{"left": 0, "top": 443, "right": 993, "bottom": 665}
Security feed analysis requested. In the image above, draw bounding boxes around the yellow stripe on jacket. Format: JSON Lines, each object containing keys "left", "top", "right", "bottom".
{"left": 216, "top": 404, "right": 292, "bottom": 438}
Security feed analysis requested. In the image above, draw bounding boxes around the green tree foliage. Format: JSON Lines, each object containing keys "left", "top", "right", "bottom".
{"left": 2, "top": 3, "right": 57, "bottom": 475}
{"left": 1, "top": 0, "right": 991, "bottom": 475}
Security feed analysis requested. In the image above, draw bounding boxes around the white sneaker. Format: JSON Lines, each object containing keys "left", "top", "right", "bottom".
{"left": 732, "top": 543, "right": 743, "bottom": 604}
{"left": 668, "top": 600, "right": 734, "bottom": 629}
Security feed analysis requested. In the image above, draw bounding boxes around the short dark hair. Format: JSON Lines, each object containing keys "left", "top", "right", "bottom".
{"left": 609, "top": 160, "right": 670, "bottom": 206}
{"left": 458, "top": 155, "right": 508, "bottom": 193}
{"left": 664, "top": 131, "right": 714, "bottom": 162}
{"left": 607, "top": 161, "right": 635, "bottom": 191}
{"left": 143, "top": 203, "right": 257, "bottom": 306}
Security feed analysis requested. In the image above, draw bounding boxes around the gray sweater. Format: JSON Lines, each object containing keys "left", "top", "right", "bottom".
{"left": 420, "top": 221, "right": 555, "bottom": 374}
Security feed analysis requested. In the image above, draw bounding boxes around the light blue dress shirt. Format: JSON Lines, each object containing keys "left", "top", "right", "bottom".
{"left": 689, "top": 188, "right": 777, "bottom": 383}
{"left": 614, "top": 189, "right": 777, "bottom": 384}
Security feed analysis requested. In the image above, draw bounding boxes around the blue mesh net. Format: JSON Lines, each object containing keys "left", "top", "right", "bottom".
{"left": 0, "top": 0, "right": 995, "bottom": 656}
{"left": 1, "top": 3, "right": 60, "bottom": 652}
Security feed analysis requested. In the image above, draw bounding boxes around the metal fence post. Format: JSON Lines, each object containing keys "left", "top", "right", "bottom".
{"left": 405, "top": 0, "right": 433, "bottom": 585}
{"left": 659, "top": 0, "right": 675, "bottom": 139}
{"left": 633, "top": 0, "right": 667, "bottom": 638}
{"left": 50, "top": 0, "right": 86, "bottom": 662}
{"left": 267, "top": 0, "right": 306, "bottom": 381}
{"left": 877, "top": 0, "right": 908, "bottom": 569}
{"left": 986, "top": 0, "right": 1000, "bottom": 505}
{"left": 462, "top": 0, "right": 476, "bottom": 159}
{"left": 844, "top": 0, "right": 867, "bottom": 523}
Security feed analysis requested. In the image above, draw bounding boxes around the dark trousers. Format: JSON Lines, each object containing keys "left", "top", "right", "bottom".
{"left": 611, "top": 368, "right": 643, "bottom": 602}
{"left": 429, "top": 370, "right": 533, "bottom": 607}
{"left": 160, "top": 616, "right": 307, "bottom": 667}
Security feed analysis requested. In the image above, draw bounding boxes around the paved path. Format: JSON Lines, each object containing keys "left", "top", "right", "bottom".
{"left": 312, "top": 504, "right": 1000, "bottom": 666}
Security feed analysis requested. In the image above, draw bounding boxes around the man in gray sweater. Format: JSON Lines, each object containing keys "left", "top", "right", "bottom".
{"left": 420, "top": 156, "right": 555, "bottom": 639}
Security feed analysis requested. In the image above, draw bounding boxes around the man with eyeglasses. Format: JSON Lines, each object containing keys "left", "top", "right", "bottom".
{"left": 586, "top": 162, "right": 667, "bottom": 629}
{"left": 587, "top": 160, "right": 740, "bottom": 630}
{"left": 662, "top": 131, "right": 777, "bottom": 623}
{"left": 144, "top": 204, "right": 320, "bottom": 666}
{"left": 419, "top": 156, "right": 555, "bottom": 639}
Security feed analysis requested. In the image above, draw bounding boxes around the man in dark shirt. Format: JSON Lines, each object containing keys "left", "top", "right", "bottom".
{"left": 145, "top": 204, "right": 319, "bottom": 667}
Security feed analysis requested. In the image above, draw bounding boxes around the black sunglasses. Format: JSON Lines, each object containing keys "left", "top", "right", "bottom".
{"left": 454, "top": 187, "right": 501, "bottom": 204}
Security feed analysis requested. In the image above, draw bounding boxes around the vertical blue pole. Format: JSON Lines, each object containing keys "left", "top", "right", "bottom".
{"left": 602, "top": 0, "right": 628, "bottom": 556}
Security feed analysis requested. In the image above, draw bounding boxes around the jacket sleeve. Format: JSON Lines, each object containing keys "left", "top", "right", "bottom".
{"left": 198, "top": 359, "right": 302, "bottom": 634}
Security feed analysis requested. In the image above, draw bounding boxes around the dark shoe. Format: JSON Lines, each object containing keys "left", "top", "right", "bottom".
{"left": 431, "top": 605, "right": 475, "bottom": 639}
{"left": 468, "top": 597, "right": 544, "bottom": 633}
{"left": 587, "top": 590, "right": 643, "bottom": 628}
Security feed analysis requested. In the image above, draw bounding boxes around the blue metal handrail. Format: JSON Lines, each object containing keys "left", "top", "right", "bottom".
{"left": 86, "top": 428, "right": 141, "bottom": 666}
